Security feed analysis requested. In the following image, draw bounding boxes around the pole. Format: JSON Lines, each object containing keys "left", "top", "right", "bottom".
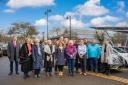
{"left": 69, "top": 16, "right": 71, "bottom": 39}
{"left": 42, "top": 32, "right": 45, "bottom": 42}
{"left": 46, "top": 9, "right": 49, "bottom": 40}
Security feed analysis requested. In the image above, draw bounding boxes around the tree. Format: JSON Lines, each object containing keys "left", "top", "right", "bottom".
{"left": 95, "top": 31, "right": 105, "bottom": 45}
{"left": 62, "top": 28, "right": 78, "bottom": 39}
{"left": 8, "top": 22, "right": 38, "bottom": 38}
{"left": 50, "top": 27, "right": 61, "bottom": 36}
{"left": 112, "top": 33, "right": 128, "bottom": 45}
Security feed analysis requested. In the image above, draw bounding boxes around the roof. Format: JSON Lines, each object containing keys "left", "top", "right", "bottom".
{"left": 91, "top": 27, "right": 128, "bottom": 33}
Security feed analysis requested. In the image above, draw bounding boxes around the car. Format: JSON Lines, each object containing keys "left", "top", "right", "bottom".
{"left": 0, "top": 44, "right": 3, "bottom": 57}
{"left": 0, "top": 48, "right": 3, "bottom": 57}
{"left": 113, "top": 47, "right": 128, "bottom": 66}
{"left": 2, "top": 44, "right": 8, "bottom": 56}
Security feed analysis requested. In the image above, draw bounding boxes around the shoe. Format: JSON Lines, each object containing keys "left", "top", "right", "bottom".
{"left": 16, "top": 72, "right": 19, "bottom": 75}
{"left": 37, "top": 74, "right": 41, "bottom": 78}
{"left": 8, "top": 72, "right": 13, "bottom": 76}
{"left": 46, "top": 73, "right": 49, "bottom": 77}
{"left": 80, "top": 72, "right": 83, "bottom": 75}
{"left": 34, "top": 75, "right": 38, "bottom": 78}
{"left": 58, "top": 72, "right": 61, "bottom": 76}
{"left": 71, "top": 72, "right": 74, "bottom": 77}
{"left": 83, "top": 73, "right": 87, "bottom": 76}
{"left": 59, "top": 72, "right": 63, "bottom": 77}
{"left": 55, "top": 72, "right": 58, "bottom": 75}
{"left": 49, "top": 73, "right": 52, "bottom": 76}
{"left": 23, "top": 75, "right": 27, "bottom": 79}
{"left": 76, "top": 71, "right": 79, "bottom": 73}
{"left": 26, "top": 74, "right": 30, "bottom": 78}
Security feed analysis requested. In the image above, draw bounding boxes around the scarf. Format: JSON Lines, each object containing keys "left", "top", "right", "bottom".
{"left": 13, "top": 41, "right": 16, "bottom": 48}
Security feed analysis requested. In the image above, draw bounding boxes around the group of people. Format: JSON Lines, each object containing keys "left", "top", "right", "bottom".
{"left": 7, "top": 36, "right": 113, "bottom": 79}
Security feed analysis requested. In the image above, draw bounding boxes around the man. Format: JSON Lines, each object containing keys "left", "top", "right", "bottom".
{"left": 7, "top": 36, "right": 20, "bottom": 75}
{"left": 87, "top": 39, "right": 101, "bottom": 73}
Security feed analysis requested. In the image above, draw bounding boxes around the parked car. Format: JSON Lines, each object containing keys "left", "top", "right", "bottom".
{"left": 0, "top": 47, "right": 3, "bottom": 57}
{"left": 0, "top": 44, "right": 3, "bottom": 57}
{"left": 2, "top": 44, "right": 8, "bottom": 56}
{"left": 113, "top": 47, "right": 128, "bottom": 66}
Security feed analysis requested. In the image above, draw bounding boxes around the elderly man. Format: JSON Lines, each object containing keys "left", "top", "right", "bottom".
{"left": 7, "top": 36, "right": 20, "bottom": 75}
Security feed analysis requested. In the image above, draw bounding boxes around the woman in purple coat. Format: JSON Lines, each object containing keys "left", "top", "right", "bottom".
{"left": 32, "top": 39, "right": 43, "bottom": 78}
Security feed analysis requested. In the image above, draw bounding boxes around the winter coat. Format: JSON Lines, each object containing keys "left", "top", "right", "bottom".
{"left": 20, "top": 43, "right": 33, "bottom": 72}
{"left": 55, "top": 47, "right": 65, "bottom": 65}
{"left": 101, "top": 43, "right": 113, "bottom": 65}
{"left": 7, "top": 41, "right": 20, "bottom": 62}
{"left": 87, "top": 44, "right": 101, "bottom": 59}
{"left": 32, "top": 44, "right": 43, "bottom": 69}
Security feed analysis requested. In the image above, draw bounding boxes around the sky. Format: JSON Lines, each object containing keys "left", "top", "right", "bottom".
{"left": 0, "top": 0, "right": 128, "bottom": 34}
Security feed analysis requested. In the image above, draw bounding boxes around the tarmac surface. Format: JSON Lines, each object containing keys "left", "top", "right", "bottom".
{"left": 0, "top": 57, "right": 127, "bottom": 85}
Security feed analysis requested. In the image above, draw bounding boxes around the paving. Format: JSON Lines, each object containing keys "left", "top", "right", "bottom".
{"left": 0, "top": 57, "right": 127, "bottom": 85}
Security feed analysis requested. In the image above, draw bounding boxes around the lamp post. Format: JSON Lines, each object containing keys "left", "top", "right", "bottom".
{"left": 44, "top": 9, "right": 51, "bottom": 40}
{"left": 66, "top": 16, "right": 72, "bottom": 39}
{"left": 42, "top": 32, "right": 45, "bottom": 42}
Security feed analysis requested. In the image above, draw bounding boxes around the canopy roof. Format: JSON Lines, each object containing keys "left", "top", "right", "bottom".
{"left": 91, "top": 27, "right": 128, "bottom": 33}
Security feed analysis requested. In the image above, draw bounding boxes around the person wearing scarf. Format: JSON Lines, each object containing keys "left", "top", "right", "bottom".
{"left": 66, "top": 40, "right": 77, "bottom": 76}
{"left": 32, "top": 39, "right": 43, "bottom": 78}
{"left": 44, "top": 40, "right": 55, "bottom": 77}
{"left": 20, "top": 38, "right": 33, "bottom": 79}
{"left": 7, "top": 36, "right": 20, "bottom": 75}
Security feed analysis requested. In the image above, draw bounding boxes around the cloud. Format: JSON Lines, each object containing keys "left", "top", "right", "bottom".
{"left": 64, "top": 12, "right": 76, "bottom": 18}
{"left": 62, "top": 18, "right": 86, "bottom": 29}
{"left": 90, "top": 15, "right": 119, "bottom": 26}
{"left": 6, "top": 0, "right": 55, "bottom": 9}
{"left": 76, "top": 0, "right": 109, "bottom": 16}
{"left": 116, "top": 21, "right": 128, "bottom": 27}
{"left": 49, "top": 15, "right": 64, "bottom": 21}
{"left": 34, "top": 19, "right": 47, "bottom": 26}
{"left": 126, "top": 12, "right": 128, "bottom": 17}
{"left": 34, "top": 14, "right": 86, "bottom": 29}
{"left": 3, "top": 9, "right": 15, "bottom": 13}
{"left": 117, "top": 1, "right": 125, "bottom": 13}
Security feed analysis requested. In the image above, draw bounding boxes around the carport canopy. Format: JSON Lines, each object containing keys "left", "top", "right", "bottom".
{"left": 91, "top": 27, "right": 128, "bottom": 33}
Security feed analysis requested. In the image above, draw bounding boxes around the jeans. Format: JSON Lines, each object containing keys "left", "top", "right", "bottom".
{"left": 80, "top": 57, "right": 86, "bottom": 73}
{"left": 10, "top": 60, "right": 19, "bottom": 73}
{"left": 67, "top": 59, "right": 75, "bottom": 74}
{"left": 89, "top": 58, "right": 98, "bottom": 72}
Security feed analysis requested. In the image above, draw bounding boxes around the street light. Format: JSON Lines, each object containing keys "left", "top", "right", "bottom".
{"left": 44, "top": 9, "right": 51, "bottom": 40}
{"left": 42, "top": 32, "right": 45, "bottom": 42}
{"left": 66, "top": 16, "right": 72, "bottom": 39}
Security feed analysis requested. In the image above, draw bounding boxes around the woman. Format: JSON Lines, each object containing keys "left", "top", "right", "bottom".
{"left": 54, "top": 40, "right": 59, "bottom": 74}
{"left": 101, "top": 38, "right": 113, "bottom": 75}
{"left": 20, "top": 38, "right": 33, "bottom": 79}
{"left": 44, "top": 40, "right": 55, "bottom": 77}
{"left": 78, "top": 40, "right": 87, "bottom": 76}
{"left": 66, "top": 40, "right": 77, "bottom": 76}
{"left": 32, "top": 39, "right": 43, "bottom": 78}
{"left": 55, "top": 42, "right": 65, "bottom": 77}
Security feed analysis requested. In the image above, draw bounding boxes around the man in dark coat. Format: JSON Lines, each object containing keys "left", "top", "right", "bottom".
{"left": 7, "top": 36, "right": 20, "bottom": 75}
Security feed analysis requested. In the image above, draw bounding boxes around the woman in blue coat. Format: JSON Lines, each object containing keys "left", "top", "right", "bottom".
{"left": 32, "top": 39, "right": 43, "bottom": 78}
{"left": 87, "top": 39, "right": 101, "bottom": 73}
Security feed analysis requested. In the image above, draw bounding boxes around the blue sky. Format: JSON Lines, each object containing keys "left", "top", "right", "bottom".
{"left": 0, "top": 0, "right": 128, "bottom": 34}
